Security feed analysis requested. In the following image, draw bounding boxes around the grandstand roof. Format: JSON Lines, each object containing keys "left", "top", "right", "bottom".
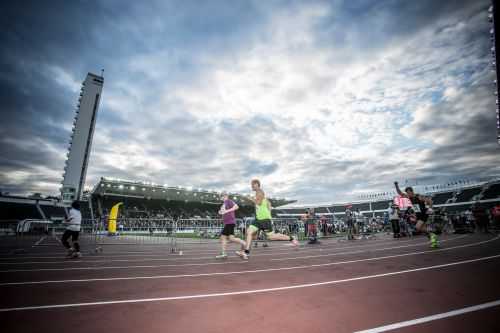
{"left": 91, "top": 177, "right": 296, "bottom": 207}
{"left": 280, "top": 181, "right": 500, "bottom": 209}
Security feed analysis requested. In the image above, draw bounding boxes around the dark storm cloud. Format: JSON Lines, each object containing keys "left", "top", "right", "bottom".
{"left": 0, "top": 0, "right": 266, "bottom": 195}
{"left": 0, "top": 0, "right": 112, "bottom": 194}
{"left": 316, "top": 0, "right": 485, "bottom": 53}
{"left": 408, "top": 83, "right": 500, "bottom": 180}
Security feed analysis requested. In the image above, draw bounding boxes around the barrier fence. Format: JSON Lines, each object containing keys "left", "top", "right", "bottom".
{"left": 0, "top": 213, "right": 498, "bottom": 255}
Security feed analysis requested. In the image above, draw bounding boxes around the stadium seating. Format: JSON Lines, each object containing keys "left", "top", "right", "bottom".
{"left": 0, "top": 202, "right": 43, "bottom": 220}
{"left": 444, "top": 204, "right": 473, "bottom": 213}
{"left": 455, "top": 187, "right": 482, "bottom": 202}
{"left": 39, "top": 205, "right": 67, "bottom": 219}
{"left": 2, "top": 181, "right": 500, "bottom": 223}
{"left": 331, "top": 206, "right": 346, "bottom": 213}
{"left": 352, "top": 203, "right": 370, "bottom": 211}
{"left": 279, "top": 208, "right": 307, "bottom": 215}
{"left": 432, "top": 191, "right": 455, "bottom": 205}
{"left": 371, "top": 200, "right": 392, "bottom": 210}
{"left": 482, "top": 183, "right": 500, "bottom": 200}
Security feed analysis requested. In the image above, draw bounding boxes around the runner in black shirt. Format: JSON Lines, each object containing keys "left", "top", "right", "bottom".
{"left": 394, "top": 182, "right": 438, "bottom": 248}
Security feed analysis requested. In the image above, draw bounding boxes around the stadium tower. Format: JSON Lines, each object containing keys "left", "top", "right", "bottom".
{"left": 490, "top": 1, "right": 500, "bottom": 143}
{"left": 60, "top": 72, "right": 104, "bottom": 203}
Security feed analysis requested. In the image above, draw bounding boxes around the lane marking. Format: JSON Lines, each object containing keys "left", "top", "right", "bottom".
{"left": 270, "top": 235, "right": 467, "bottom": 261}
{"left": 0, "top": 235, "right": 496, "bottom": 286}
{"left": 0, "top": 236, "right": 432, "bottom": 260}
{"left": 0, "top": 235, "right": 467, "bottom": 266}
{"left": 0, "top": 235, "right": 473, "bottom": 272}
{"left": 0, "top": 238, "right": 322, "bottom": 258}
{"left": 33, "top": 237, "right": 47, "bottom": 247}
{"left": 1, "top": 252, "right": 499, "bottom": 312}
{"left": 0, "top": 261, "right": 249, "bottom": 273}
{"left": 353, "top": 299, "right": 500, "bottom": 333}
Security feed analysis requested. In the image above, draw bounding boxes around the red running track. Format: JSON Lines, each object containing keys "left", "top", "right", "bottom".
{"left": 0, "top": 233, "right": 499, "bottom": 333}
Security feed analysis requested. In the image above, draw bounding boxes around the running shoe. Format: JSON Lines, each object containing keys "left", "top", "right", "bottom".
{"left": 66, "top": 248, "right": 75, "bottom": 258}
{"left": 71, "top": 252, "right": 82, "bottom": 259}
{"left": 290, "top": 238, "right": 299, "bottom": 247}
{"left": 215, "top": 253, "right": 228, "bottom": 259}
{"left": 430, "top": 233, "right": 438, "bottom": 248}
{"left": 236, "top": 250, "right": 248, "bottom": 260}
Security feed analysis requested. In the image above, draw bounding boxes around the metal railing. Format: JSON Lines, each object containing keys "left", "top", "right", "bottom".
{"left": 1, "top": 213, "right": 497, "bottom": 255}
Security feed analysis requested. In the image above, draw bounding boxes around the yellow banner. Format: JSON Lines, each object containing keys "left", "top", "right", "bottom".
{"left": 108, "top": 202, "right": 123, "bottom": 234}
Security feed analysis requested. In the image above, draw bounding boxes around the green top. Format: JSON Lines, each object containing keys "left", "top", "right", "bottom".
{"left": 256, "top": 198, "right": 272, "bottom": 220}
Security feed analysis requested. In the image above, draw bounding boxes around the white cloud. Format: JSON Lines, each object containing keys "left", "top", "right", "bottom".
{"left": 7, "top": 1, "right": 498, "bottom": 204}
{"left": 82, "top": 1, "right": 498, "bottom": 203}
{"left": 46, "top": 65, "right": 80, "bottom": 93}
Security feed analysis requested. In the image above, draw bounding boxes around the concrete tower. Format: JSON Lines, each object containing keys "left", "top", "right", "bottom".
{"left": 61, "top": 72, "right": 104, "bottom": 203}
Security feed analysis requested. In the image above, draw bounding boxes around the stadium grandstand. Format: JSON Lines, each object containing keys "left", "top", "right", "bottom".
{"left": 0, "top": 177, "right": 295, "bottom": 221}
{"left": 89, "top": 177, "right": 296, "bottom": 220}
{"left": 0, "top": 194, "right": 67, "bottom": 221}
{"left": 276, "top": 178, "right": 500, "bottom": 220}
{"left": 2, "top": 177, "right": 500, "bottom": 223}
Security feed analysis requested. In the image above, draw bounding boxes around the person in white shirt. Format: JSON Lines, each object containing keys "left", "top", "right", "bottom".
{"left": 62, "top": 201, "right": 82, "bottom": 258}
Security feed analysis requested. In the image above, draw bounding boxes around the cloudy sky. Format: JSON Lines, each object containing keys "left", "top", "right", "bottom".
{"left": 1, "top": 0, "right": 499, "bottom": 203}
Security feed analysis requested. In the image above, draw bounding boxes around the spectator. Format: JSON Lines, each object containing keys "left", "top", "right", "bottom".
{"left": 346, "top": 204, "right": 354, "bottom": 240}
{"left": 388, "top": 204, "right": 401, "bottom": 238}
{"left": 492, "top": 204, "right": 500, "bottom": 229}
{"left": 472, "top": 202, "right": 489, "bottom": 233}
{"left": 320, "top": 215, "right": 328, "bottom": 236}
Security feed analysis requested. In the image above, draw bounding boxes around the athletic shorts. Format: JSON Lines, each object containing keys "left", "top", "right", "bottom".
{"left": 62, "top": 230, "right": 80, "bottom": 242}
{"left": 221, "top": 224, "right": 236, "bottom": 236}
{"left": 249, "top": 219, "right": 273, "bottom": 233}
{"left": 416, "top": 213, "right": 428, "bottom": 223}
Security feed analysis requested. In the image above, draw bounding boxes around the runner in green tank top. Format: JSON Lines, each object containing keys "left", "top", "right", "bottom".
{"left": 236, "top": 179, "right": 299, "bottom": 260}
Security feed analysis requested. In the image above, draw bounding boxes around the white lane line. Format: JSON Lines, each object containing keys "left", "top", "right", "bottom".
{"left": 0, "top": 239, "right": 315, "bottom": 259}
{"left": 0, "top": 240, "right": 306, "bottom": 256}
{"left": 11, "top": 234, "right": 464, "bottom": 259}
{"left": 0, "top": 235, "right": 469, "bottom": 270}
{"left": 353, "top": 299, "right": 500, "bottom": 333}
{"left": 1, "top": 252, "right": 499, "bottom": 312}
{"left": 33, "top": 237, "right": 47, "bottom": 247}
{"left": 271, "top": 235, "right": 467, "bottom": 261}
{"left": 0, "top": 236, "right": 426, "bottom": 260}
{"left": 0, "top": 261, "right": 249, "bottom": 273}
{"left": 0, "top": 236, "right": 496, "bottom": 285}
{"left": 0, "top": 235, "right": 468, "bottom": 266}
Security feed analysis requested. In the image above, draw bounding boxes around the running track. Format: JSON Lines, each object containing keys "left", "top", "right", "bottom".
{"left": 0, "top": 233, "right": 499, "bottom": 333}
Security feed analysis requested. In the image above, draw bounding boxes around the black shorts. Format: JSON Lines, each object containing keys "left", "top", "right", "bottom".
{"left": 221, "top": 224, "right": 236, "bottom": 236}
{"left": 62, "top": 230, "right": 80, "bottom": 242}
{"left": 250, "top": 219, "right": 273, "bottom": 232}
{"left": 416, "top": 213, "right": 428, "bottom": 223}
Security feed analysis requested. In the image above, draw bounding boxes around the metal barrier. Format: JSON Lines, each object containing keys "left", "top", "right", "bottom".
{"left": 0, "top": 216, "right": 353, "bottom": 255}
{"left": 176, "top": 218, "right": 225, "bottom": 241}
{"left": 91, "top": 218, "right": 177, "bottom": 252}
{"left": 2, "top": 212, "right": 492, "bottom": 255}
